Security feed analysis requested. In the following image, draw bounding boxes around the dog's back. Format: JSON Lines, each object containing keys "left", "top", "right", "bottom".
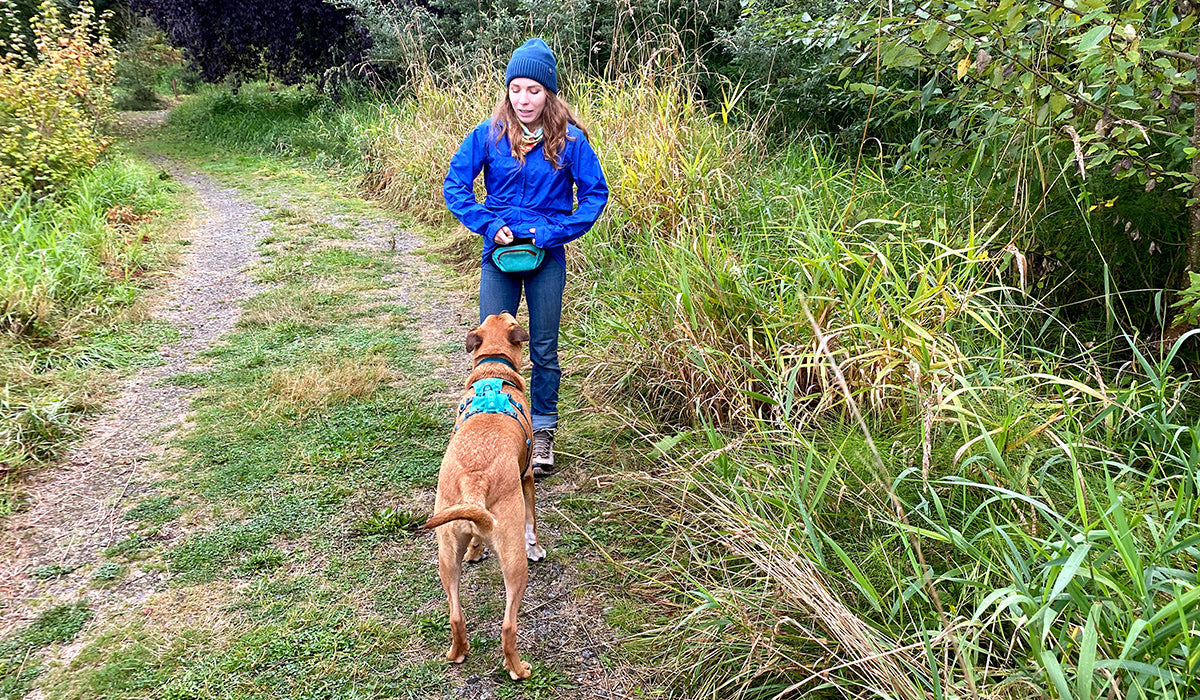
{"left": 427, "top": 415, "right": 527, "bottom": 532}
{"left": 428, "top": 375, "right": 530, "bottom": 529}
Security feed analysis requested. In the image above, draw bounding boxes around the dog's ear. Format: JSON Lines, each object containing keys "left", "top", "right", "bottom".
{"left": 509, "top": 325, "right": 530, "bottom": 344}
{"left": 465, "top": 331, "right": 482, "bottom": 352}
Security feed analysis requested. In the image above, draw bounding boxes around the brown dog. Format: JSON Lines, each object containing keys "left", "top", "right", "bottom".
{"left": 423, "top": 312, "right": 547, "bottom": 680}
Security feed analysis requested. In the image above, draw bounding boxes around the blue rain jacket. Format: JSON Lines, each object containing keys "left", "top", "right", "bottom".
{"left": 444, "top": 121, "right": 609, "bottom": 269}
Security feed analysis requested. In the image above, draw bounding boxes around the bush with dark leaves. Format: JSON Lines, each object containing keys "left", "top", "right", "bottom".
{"left": 131, "top": 0, "right": 370, "bottom": 88}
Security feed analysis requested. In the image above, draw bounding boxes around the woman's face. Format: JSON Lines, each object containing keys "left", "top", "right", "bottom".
{"left": 508, "top": 78, "right": 547, "bottom": 127}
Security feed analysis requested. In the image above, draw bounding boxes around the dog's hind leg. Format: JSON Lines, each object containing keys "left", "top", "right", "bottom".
{"left": 522, "top": 471, "right": 545, "bottom": 561}
{"left": 437, "top": 525, "right": 473, "bottom": 663}
{"left": 498, "top": 525, "right": 532, "bottom": 680}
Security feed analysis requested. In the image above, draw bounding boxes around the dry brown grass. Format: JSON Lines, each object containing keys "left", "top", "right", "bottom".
{"left": 268, "top": 354, "right": 392, "bottom": 414}
{"left": 361, "top": 73, "right": 495, "bottom": 225}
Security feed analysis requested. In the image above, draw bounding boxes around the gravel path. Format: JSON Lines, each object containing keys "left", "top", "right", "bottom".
{"left": 0, "top": 133, "right": 637, "bottom": 697}
{"left": 0, "top": 164, "right": 269, "bottom": 635}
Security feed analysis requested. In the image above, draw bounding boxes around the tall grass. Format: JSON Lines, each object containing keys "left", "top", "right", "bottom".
{"left": 1, "top": 158, "right": 176, "bottom": 335}
{"left": 622, "top": 334, "right": 1200, "bottom": 697}
{"left": 168, "top": 69, "right": 1199, "bottom": 698}
{"left": 555, "top": 74, "right": 1200, "bottom": 697}
{"left": 360, "top": 73, "right": 496, "bottom": 225}
{"left": 0, "top": 155, "right": 179, "bottom": 488}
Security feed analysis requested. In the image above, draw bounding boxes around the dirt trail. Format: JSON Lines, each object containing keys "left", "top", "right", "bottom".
{"left": 0, "top": 164, "right": 270, "bottom": 634}
{"left": 0, "top": 131, "right": 639, "bottom": 698}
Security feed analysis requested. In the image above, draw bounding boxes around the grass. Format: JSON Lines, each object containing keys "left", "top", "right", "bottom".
{"left": 494, "top": 663, "right": 573, "bottom": 699}
{"left": 90, "top": 562, "right": 125, "bottom": 585}
{"left": 0, "top": 603, "right": 92, "bottom": 699}
{"left": 0, "top": 157, "right": 181, "bottom": 335}
{"left": 351, "top": 506, "right": 423, "bottom": 539}
{"left": 1, "top": 151, "right": 188, "bottom": 512}
{"left": 158, "top": 606, "right": 438, "bottom": 699}
{"left": 163, "top": 84, "right": 375, "bottom": 176}
{"left": 35, "top": 136, "right": 593, "bottom": 699}
{"left": 619, "top": 412, "right": 1200, "bottom": 697}
{"left": 123, "top": 495, "right": 185, "bottom": 525}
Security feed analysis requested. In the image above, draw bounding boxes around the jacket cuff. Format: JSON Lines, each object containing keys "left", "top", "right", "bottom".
{"left": 484, "top": 220, "right": 508, "bottom": 241}
{"left": 528, "top": 225, "right": 547, "bottom": 248}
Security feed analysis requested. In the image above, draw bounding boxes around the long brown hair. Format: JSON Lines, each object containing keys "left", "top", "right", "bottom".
{"left": 490, "top": 89, "right": 589, "bottom": 169}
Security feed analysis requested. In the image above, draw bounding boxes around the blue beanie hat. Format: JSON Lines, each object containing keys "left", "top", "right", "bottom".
{"left": 506, "top": 38, "right": 557, "bottom": 93}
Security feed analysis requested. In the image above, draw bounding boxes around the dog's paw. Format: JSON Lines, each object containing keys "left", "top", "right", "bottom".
{"left": 446, "top": 643, "right": 469, "bottom": 664}
{"left": 506, "top": 660, "right": 532, "bottom": 680}
{"left": 525, "top": 525, "right": 546, "bottom": 561}
{"left": 464, "top": 539, "right": 487, "bottom": 563}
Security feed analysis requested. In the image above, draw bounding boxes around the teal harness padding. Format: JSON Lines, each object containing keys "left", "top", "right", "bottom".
{"left": 455, "top": 378, "right": 531, "bottom": 450}
{"left": 468, "top": 378, "right": 517, "bottom": 415}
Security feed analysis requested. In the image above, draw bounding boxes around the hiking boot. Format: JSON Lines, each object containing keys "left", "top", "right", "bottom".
{"left": 531, "top": 429, "right": 555, "bottom": 478}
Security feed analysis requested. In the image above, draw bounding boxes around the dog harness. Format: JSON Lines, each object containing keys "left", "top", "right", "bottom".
{"left": 454, "top": 358, "right": 532, "bottom": 474}
{"left": 458, "top": 378, "right": 524, "bottom": 425}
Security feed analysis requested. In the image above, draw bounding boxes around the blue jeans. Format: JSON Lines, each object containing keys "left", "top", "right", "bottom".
{"left": 480, "top": 260, "right": 565, "bottom": 432}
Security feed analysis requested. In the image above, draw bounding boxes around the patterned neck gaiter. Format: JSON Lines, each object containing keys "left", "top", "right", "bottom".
{"left": 517, "top": 123, "right": 543, "bottom": 157}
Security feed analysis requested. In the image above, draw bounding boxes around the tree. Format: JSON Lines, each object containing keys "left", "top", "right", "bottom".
{"left": 718, "top": 0, "right": 871, "bottom": 134}
{"left": 340, "top": 0, "right": 740, "bottom": 85}
{"left": 866, "top": 0, "right": 1197, "bottom": 308}
{"left": 761, "top": 0, "right": 1199, "bottom": 320}
{"left": 130, "top": 0, "right": 370, "bottom": 87}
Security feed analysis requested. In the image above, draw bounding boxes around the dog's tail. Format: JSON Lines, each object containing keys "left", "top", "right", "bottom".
{"left": 423, "top": 504, "right": 495, "bottom": 533}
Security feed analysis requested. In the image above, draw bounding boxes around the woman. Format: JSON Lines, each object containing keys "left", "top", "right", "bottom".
{"left": 443, "top": 38, "right": 609, "bottom": 478}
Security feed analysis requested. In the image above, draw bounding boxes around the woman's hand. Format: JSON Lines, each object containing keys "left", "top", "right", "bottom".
{"left": 493, "top": 226, "right": 514, "bottom": 245}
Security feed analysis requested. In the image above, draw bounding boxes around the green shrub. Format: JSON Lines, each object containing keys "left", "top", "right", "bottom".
{"left": 0, "top": 0, "right": 117, "bottom": 200}
{"left": 114, "top": 16, "right": 183, "bottom": 111}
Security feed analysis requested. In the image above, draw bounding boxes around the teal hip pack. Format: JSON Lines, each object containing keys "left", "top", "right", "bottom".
{"left": 491, "top": 237, "right": 545, "bottom": 274}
